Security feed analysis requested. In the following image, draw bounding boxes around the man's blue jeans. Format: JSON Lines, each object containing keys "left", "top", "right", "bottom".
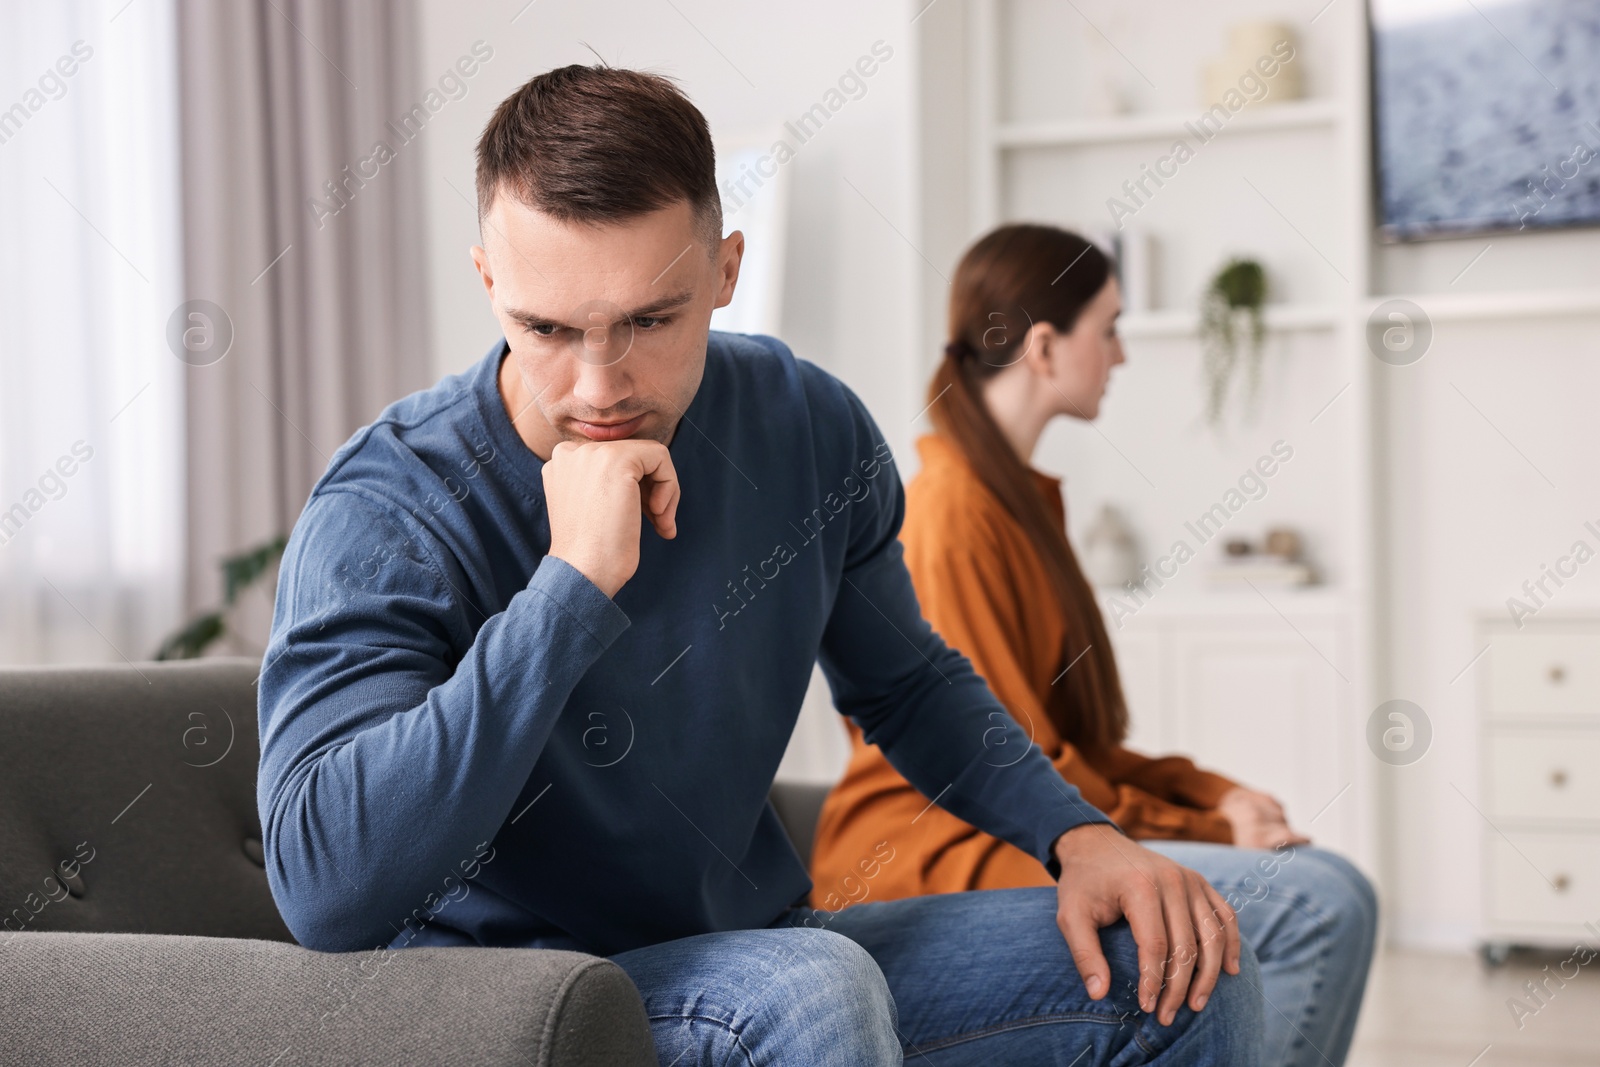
{"left": 606, "top": 843, "right": 1376, "bottom": 1066}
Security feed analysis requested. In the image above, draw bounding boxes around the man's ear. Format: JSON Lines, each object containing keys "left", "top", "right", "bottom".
{"left": 713, "top": 230, "right": 745, "bottom": 311}
{"left": 470, "top": 243, "right": 494, "bottom": 300}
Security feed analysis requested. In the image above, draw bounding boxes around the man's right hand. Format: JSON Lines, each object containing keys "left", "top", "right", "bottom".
{"left": 542, "top": 439, "right": 680, "bottom": 598}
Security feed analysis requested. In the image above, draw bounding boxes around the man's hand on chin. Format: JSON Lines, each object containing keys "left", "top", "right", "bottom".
{"left": 542, "top": 438, "right": 680, "bottom": 598}
{"left": 1050, "top": 822, "right": 1241, "bottom": 1026}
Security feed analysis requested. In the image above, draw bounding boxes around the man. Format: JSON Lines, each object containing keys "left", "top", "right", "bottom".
{"left": 258, "top": 64, "right": 1262, "bottom": 1064}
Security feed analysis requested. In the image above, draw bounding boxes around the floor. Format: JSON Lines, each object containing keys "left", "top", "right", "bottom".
{"left": 1347, "top": 946, "right": 1599, "bottom": 1066}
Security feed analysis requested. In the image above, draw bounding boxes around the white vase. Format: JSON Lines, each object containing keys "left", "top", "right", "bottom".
{"left": 1080, "top": 505, "right": 1140, "bottom": 589}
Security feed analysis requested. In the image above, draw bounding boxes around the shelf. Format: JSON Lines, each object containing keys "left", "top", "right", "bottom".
{"left": 1118, "top": 303, "right": 1341, "bottom": 340}
{"left": 1114, "top": 290, "right": 1600, "bottom": 340}
{"left": 994, "top": 98, "right": 1341, "bottom": 150}
{"left": 1368, "top": 289, "right": 1600, "bottom": 323}
{"left": 1094, "top": 584, "right": 1351, "bottom": 619}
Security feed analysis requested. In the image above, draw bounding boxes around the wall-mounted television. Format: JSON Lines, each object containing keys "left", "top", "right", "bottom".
{"left": 1370, "top": 0, "right": 1600, "bottom": 241}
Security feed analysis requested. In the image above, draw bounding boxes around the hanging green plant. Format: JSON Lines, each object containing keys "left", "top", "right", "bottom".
{"left": 154, "top": 534, "right": 288, "bottom": 659}
{"left": 1199, "top": 257, "right": 1267, "bottom": 425}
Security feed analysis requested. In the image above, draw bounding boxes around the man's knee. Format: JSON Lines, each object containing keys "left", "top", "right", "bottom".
{"left": 1095, "top": 919, "right": 1260, "bottom": 1015}
{"left": 1096, "top": 922, "right": 1265, "bottom": 1064}
{"left": 1205, "top": 935, "right": 1263, "bottom": 1022}
{"left": 759, "top": 928, "right": 901, "bottom": 1059}
{"left": 1194, "top": 935, "right": 1265, "bottom": 1057}
{"left": 627, "top": 927, "right": 901, "bottom": 1065}
{"left": 784, "top": 928, "right": 896, "bottom": 1011}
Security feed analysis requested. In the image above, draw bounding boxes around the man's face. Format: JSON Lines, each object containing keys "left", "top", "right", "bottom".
{"left": 471, "top": 195, "right": 743, "bottom": 460}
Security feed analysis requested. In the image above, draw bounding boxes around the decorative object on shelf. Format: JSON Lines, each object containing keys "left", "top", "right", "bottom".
{"left": 1199, "top": 257, "right": 1268, "bottom": 425}
{"left": 1203, "top": 22, "right": 1303, "bottom": 107}
{"left": 1087, "top": 229, "right": 1157, "bottom": 314}
{"left": 1080, "top": 504, "right": 1141, "bottom": 588}
{"left": 1117, "top": 229, "right": 1156, "bottom": 313}
{"left": 1082, "top": 22, "right": 1139, "bottom": 116}
{"left": 155, "top": 534, "right": 288, "bottom": 659}
{"left": 1264, "top": 526, "right": 1304, "bottom": 561}
{"left": 1205, "top": 528, "right": 1313, "bottom": 587}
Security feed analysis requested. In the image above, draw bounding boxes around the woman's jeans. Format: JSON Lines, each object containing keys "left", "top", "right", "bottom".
{"left": 606, "top": 843, "right": 1377, "bottom": 1066}
{"left": 1144, "top": 842, "right": 1378, "bottom": 1066}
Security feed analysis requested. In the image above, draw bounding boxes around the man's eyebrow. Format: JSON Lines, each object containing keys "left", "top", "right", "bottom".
{"left": 505, "top": 288, "right": 697, "bottom": 328}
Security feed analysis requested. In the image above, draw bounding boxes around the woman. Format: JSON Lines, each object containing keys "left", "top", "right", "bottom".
{"left": 810, "top": 223, "right": 1377, "bottom": 1067}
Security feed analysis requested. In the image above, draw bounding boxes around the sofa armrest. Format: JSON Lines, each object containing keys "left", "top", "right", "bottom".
{"left": 0, "top": 931, "right": 655, "bottom": 1066}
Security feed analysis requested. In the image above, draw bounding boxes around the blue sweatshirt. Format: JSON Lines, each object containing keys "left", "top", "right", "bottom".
{"left": 257, "top": 331, "right": 1114, "bottom": 957}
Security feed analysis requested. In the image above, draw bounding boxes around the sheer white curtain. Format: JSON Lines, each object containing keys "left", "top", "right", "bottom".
{"left": 0, "top": 1, "right": 185, "bottom": 665}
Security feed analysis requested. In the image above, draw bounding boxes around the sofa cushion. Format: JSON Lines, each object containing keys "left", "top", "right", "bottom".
{"left": 768, "top": 779, "right": 831, "bottom": 866}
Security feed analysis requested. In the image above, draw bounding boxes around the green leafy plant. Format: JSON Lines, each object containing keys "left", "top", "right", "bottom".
{"left": 155, "top": 534, "right": 287, "bottom": 660}
{"left": 1199, "top": 257, "right": 1267, "bottom": 424}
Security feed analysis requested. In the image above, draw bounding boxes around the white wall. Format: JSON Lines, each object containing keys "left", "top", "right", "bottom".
{"left": 412, "top": 0, "right": 922, "bottom": 441}
{"left": 410, "top": 0, "right": 925, "bottom": 783}
{"left": 1375, "top": 231, "right": 1600, "bottom": 949}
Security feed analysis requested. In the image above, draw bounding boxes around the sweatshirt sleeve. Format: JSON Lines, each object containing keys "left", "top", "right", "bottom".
{"left": 256, "top": 488, "right": 629, "bottom": 952}
{"left": 906, "top": 501, "right": 1236, "bottom": 844}
{"left": 1094, "top": 746, "right": 1241, "bottom": 813}
{"left": 813, "top": 392, "right": 1116, "bottom": 881}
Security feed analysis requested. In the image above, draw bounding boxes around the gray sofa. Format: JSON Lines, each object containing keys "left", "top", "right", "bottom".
{"left": 0, "top": 658, "right": 832, "bottom": 1066}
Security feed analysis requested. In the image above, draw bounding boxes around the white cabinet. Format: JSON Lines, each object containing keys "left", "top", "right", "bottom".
{"left": 1171, "top": 630, "right": 1347, "bottom": 829}
{"left": 1485, "top": 732, "right": 1600, "bottom": 823}
{"left": 1487, "top": 630, "right": 1600, "bottom": 721}
{"left": 1478, "top": 617, "right": 1600, "bottom": 949}
{"left": 1102, "top": 593, "right": 1366, "bottom": 863}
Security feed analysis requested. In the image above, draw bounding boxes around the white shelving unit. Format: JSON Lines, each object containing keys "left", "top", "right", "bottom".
{"left": 1117, "top": 302, "right": 1340, "bottom": 340}
{"left": 1367, "top": 288, "right": 1600, "bottom": 323}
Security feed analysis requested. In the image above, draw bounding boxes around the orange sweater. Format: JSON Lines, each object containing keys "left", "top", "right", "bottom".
{"left": 809, "top": 434, "right": 1238, "bottom": 904}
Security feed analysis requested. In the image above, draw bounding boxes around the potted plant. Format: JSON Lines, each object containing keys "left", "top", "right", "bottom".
{"left": 155, "top": 534, "right": 287, "bottom": 659}
{"left": 1199, "top": 257, "right": 1267, "bottom": 424}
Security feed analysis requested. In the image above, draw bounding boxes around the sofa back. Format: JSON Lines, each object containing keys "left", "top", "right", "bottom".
{"left": 1, "top": 658, "right": 837, "bottom": 947}
{"left": 0, "top": 658, "right": 292, "bottom": 943}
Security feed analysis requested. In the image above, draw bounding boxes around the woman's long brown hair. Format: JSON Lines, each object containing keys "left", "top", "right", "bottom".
{"left": 929, "top": 223, "right": 1128, "bottom": 754}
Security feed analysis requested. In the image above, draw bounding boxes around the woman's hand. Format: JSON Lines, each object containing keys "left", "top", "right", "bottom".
{"left": 1217, "top": 787, "right": 1311, "bottom": 850}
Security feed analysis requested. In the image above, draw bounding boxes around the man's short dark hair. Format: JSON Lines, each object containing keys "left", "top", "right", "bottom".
{"left": 475, "top": 64, "right": 721, "bottom": 248}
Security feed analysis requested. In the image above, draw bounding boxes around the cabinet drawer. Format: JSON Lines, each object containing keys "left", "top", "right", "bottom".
{"left": 1487, "top": 831, "right": 1600, "bottom": 928}
{"left": 1487, "top": 632, "right": 1600, "bottom": 719}
{"left": 1487, "top": 731, "right": 1600, "bottom": 821}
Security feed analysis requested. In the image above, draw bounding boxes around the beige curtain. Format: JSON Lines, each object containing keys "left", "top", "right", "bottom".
{"left": 175, "top": 0, "right": 431, "bottom": 651}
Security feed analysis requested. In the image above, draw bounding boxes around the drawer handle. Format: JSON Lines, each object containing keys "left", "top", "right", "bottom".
{"left": 1548, "top": 664, "right": 1567, "bottom": 684}
{"left": 1553, "top": 873, "right": 1571, "bottom": 893}
{"left": 1551, "top": 769, "right": 1569, "bottom": 788}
